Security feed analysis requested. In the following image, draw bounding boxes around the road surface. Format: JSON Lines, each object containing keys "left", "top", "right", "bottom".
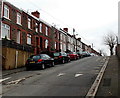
{"left": 2, "top": 56, "right": 107, "bottom": 97}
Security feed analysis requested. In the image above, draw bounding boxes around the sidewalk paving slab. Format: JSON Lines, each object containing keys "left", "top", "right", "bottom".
{"left": 2, "top": 67, "right": 26, "bottom": 77}
{"left": 96, "top": 55, "right": 119, "bottom": 97}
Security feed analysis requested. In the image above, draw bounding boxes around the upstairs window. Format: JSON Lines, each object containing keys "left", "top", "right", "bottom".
{"left": 39, "top": 23, "right": 42, "bottom": 33}
{"left": 57, "top": 33, "right": 59, "bottom": 39}
{"left": 17, "top": 12, "right": 21, "bottom": 25}
{"left": 28, "top": 18, "right": 31, "bottom": 29}
{"left": 27, "top": 34, "right": 31, "bottom": 45}
{"left": 4, "top": 4, "right": 9, "bottom": 19}
{"left": 45, "top": 27, "right": 48, "bottom": 36}
{"left": 60, "top": 33, "right": 62, "bottom": 40}
{"left": 2, "top": 23, "right": 10, "bottom": 39}
{"left": 16, "top": 30, "right": 21, "bottom": 44}
{"left": 35, "top": 23, "right": 38, "bottom": 32}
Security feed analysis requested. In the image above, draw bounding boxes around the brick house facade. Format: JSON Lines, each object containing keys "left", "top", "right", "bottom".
{"left": 1, "top": 1, "right": 101, "bottom": 70}
{"left": 1, "top": 1, "right": 34, "bottom": 69}
{"left": 1, "top": 1, "right": 54, "bottom": 69}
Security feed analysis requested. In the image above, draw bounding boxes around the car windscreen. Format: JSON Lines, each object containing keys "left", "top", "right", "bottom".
{"left": 29, "top": 55, "right": 40, "bottom": 61}
{"left": 39, "top": 54, "right": 47, "bottom": 59}
{"left": 82, "top": 52, "right": 88, "bottom": 54}
{"left": 53, "top": 53, "right": 60, "bottom": 56}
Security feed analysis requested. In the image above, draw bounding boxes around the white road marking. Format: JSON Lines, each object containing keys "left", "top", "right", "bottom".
{"left": 57, "top": 73, "right": 65, "bottom": 77}
{"left": 6, "top": 78, "right": 26, "bottom": 85}
{"left": 0, "top": 77, "right": 11, "bottom": 83}
{"left": 75, "top": 73, "right": 83, "bottom": 77}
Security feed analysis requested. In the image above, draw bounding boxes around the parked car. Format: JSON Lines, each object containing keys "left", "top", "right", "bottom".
{"left": 67, "top": 52, "right": 79, "bottom": 60}
{"left": 76, "top": 52, "right": 83, "bottom": 58}
{"left": 52, "top": 52, "right": 71, "bottom": 64}
{"left": 25, "top": 54, "right": 54, "bottom": 70}
{"left": 82, "top": 51, "right": 91, "bottom": 57}
{"left": 90, "top": 53, "right": 96, "bottom": 56}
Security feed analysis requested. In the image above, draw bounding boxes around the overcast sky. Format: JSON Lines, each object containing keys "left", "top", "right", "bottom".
{"left": 5, "top": 0, "right": 119, "bottom": 55}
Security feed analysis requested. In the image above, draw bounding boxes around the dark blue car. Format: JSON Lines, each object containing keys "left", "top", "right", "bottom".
{"left": 25, "top": 54, "right": 54, "bottom": 70}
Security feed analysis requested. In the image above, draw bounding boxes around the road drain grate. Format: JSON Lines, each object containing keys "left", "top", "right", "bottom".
{"left": 102, "top": 78, "right": 111, "bottom": 86}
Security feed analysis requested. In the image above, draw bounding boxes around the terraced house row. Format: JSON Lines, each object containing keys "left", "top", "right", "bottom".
{"left": 0, "top": 0, "right": 100, "bottom": 70}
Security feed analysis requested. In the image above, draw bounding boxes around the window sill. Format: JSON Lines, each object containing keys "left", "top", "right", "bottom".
{"left": 27, "top": 43, "right": 32, "bottom": 45}
{"left": 16, "top": 23, "right": 22, "bottom": 26}
{"left": 28, "top": 28, "right": 32, "bottom": 31}
{"left": 2, "top": 16, "right": 11, "bottom": 21}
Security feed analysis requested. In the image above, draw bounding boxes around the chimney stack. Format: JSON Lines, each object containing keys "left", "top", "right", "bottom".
{"left": 31, "top": 11, "right": 40, "bottom": 18}
{"left": 77, "top": 38, "right": 81, "bottom": 41}
{"left": 63, "top": 28, "right": 68, "bottom": 32}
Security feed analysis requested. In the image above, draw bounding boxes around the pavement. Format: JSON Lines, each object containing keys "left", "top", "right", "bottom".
{"left": 1, "top": 55, "right": 120, "bottom": 97}
{"left": 96, "top": 55, "right": 120, "bottom": 97}
{"left": 2, "top": 67, "right": 26, "bottom": 76}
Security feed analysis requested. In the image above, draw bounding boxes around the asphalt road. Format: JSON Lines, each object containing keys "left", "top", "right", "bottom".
{"left": 2, "top": 56, "right": 107, "bottom": 97}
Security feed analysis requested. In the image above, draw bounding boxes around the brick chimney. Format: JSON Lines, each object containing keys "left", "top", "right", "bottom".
{"left": 77, "top": 38, "right": 81, "bottom": 41}
{"left": 31, "top": 11, "right": 40, "bottom": 18}
{"left": 63, "top": 28, "right": 68, "bottom": 32}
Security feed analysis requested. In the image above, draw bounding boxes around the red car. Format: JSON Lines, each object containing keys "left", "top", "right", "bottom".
{"left": 67, "top": 52, "right": 79, "bottom": 60}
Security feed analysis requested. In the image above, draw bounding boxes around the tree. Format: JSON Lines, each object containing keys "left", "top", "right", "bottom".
{"left": 103, "top": 33, "right": 116, "bottom": 55}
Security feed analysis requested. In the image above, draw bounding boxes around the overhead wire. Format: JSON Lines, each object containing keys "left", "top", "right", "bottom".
{"left": 28, "top": 0, "right": 93, "bottom": 45}
{"left": 9, "top": 0, "right": 93, "bottom": 46}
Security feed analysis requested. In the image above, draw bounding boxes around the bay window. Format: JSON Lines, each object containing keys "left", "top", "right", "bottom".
{"left": 2, "top": 23, "right": 10, "bottom": 39}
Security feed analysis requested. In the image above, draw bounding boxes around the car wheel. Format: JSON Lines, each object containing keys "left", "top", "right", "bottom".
{"left": 41, "top": 64, "right": 45, "bottom": 70}
{"left": 62, "top": 59, "right": 65, "bottom": 64}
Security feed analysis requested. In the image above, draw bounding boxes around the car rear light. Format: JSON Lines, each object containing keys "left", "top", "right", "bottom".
{"left": 37, "top": 59, "right": 43, "bottom": 62}
{"left": 59, "top": 56, "right": 63, "bottom": 58}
